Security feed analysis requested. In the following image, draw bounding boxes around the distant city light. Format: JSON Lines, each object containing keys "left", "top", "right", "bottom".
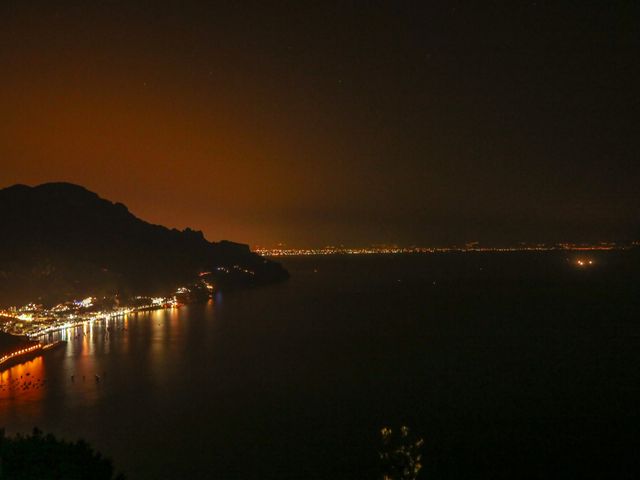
{"left": 254, "top": 244, "right": 623, "bottom": 257}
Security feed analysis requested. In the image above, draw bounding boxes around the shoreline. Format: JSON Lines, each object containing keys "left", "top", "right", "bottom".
{"left": 256, "top": 246, "right": 628, "bottom": 257}
{"left": 0, "top": 304, "right": 181, "bottom": 371}
{"left": 29, "top": 303, "right": 180, "bottom": 340}
{"left": 0, "top": 342, "right": 43, "bottom": 372}
{"left": 0, "top": 341, "right": 67, "bottom": 373}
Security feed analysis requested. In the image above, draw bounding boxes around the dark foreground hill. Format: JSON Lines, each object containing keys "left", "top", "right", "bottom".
{"left": 0, "top": 183, "right": 288, "bottom": 306}
{"left": 0, "top": 331, "right": 31, "bottom": 352}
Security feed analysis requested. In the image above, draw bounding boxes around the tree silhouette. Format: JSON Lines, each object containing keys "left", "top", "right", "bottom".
{"left": 0, "top": 428, "right": 125, "bottom": 479}
{"left": 379, "top": 425, "right": 424, "bottom": 480}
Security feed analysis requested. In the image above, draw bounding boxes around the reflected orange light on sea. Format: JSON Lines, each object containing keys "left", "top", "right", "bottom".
{"left": 0, "top": 356, "right": 45, "bottom": 414}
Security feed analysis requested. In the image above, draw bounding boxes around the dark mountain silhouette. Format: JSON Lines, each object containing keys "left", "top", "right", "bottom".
{"left": 0, "top": 183, "right": 288, "bottom": 306}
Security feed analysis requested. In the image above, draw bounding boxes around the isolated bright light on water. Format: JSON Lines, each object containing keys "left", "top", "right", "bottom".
{"left": 575, "top": 258, "right": 595, "bottom": 267}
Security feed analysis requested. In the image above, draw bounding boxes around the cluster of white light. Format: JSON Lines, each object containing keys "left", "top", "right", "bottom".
{"left": 80, "top": 297, "right": 94, "bottom": 308}
{"left": 1, "top": 280, "right": 216, "bottom": 339}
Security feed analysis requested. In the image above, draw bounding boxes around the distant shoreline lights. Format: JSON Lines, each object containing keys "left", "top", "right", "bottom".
{"left": 254, "top": 244, "right": 628, "bottom": 257}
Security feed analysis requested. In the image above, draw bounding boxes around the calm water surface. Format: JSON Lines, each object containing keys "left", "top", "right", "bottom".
{"left": 1, "top": 253, "right": 639, "bottom": 479}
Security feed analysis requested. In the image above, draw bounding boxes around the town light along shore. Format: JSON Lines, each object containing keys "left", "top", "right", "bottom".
{"left": 0, "top": 343, "right": 43, "bottom": 370}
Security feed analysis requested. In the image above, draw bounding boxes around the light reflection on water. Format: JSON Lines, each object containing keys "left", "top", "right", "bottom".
{"left": 0, "top": 357, "right": 45, "bottom": 416}
{"left": 1, "top": 300, "right": 216, "bottom": 420}
{"left": 0, "top": 253, "right": 637, "bottom": 480}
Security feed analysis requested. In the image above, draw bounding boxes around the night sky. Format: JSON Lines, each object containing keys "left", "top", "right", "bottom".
{"left": 1, "top": 1, "right": 638, "bottom": 247}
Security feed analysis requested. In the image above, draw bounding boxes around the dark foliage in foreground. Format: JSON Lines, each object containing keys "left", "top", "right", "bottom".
{"left": 379, "top": 426, "right": 424, "bottom": 480}
{"left": 0, "top": 428, "right": 125, "bottom": 480}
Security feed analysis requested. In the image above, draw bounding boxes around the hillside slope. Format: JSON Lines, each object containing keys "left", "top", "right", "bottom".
{"left": 0, "top": 183, "right": 288, "bottom": 306}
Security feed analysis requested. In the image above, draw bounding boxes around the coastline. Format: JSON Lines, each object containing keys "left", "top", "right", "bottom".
{"left": 28, "top": 304, "right": 176, "bottom": 340}
{"left": 0, "top": 303, "right": 184, "bottom": 372}
{"left": 0, "top": 342, "right": 42, "bottom": 372}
